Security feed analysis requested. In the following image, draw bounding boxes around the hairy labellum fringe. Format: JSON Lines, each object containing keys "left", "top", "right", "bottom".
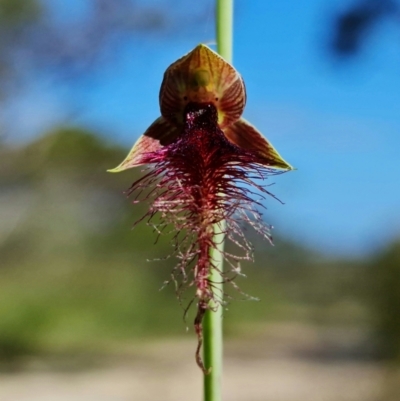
{"left": 125, "top": 103, "right": 284, "bottom": 372}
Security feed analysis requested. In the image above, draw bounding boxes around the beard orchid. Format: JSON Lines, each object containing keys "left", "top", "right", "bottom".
{"left": 109, "top": 44, "right": 292, "bottom": 371}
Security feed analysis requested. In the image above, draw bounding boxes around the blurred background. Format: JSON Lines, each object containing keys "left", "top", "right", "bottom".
{"left": 0, "top": 0, "right": 400, "bottom": 400}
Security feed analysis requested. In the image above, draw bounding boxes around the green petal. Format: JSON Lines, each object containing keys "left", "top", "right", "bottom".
{"left": 107, "top": 117, "right": 180, "bottom": 173}
{"left": 223, "top": 118, "right": 293, "bottom": 170}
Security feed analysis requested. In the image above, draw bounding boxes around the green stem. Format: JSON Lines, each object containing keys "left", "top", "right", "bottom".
{"left": 203, "top": 1, "right": 233, "bottom": 401}
{"left": 203, "top": 221, "right": 225, "bottom": 399}
{"left": 216, "top": 0, "right": 233, "bottom": 63}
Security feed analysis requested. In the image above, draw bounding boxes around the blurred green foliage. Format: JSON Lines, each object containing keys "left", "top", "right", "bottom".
{"left": 0, "top": 0, "right": 41, "bottom": 25}
{"left": 369, "top": 241, "right": 400, "bottom": 362}
{"left": 0, "top": 127, "right": 399, "bottom": 369}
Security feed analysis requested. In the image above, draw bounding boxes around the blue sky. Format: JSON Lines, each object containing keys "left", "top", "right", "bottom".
{"left": 5, "top": 0, "right": 400, "bottom": 257}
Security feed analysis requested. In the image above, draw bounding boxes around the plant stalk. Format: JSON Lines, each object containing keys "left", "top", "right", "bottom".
{"left": 203, "top": 1, "right": 233, "bottom": 401}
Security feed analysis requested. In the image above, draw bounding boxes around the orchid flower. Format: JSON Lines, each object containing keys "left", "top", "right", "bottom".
{"left": 109, "top": 44, "right": 292, "bottom": 371}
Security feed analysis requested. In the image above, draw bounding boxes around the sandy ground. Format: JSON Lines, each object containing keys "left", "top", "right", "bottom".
{"left": 0, "top": 324, "right": 387, "bottom": 401}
